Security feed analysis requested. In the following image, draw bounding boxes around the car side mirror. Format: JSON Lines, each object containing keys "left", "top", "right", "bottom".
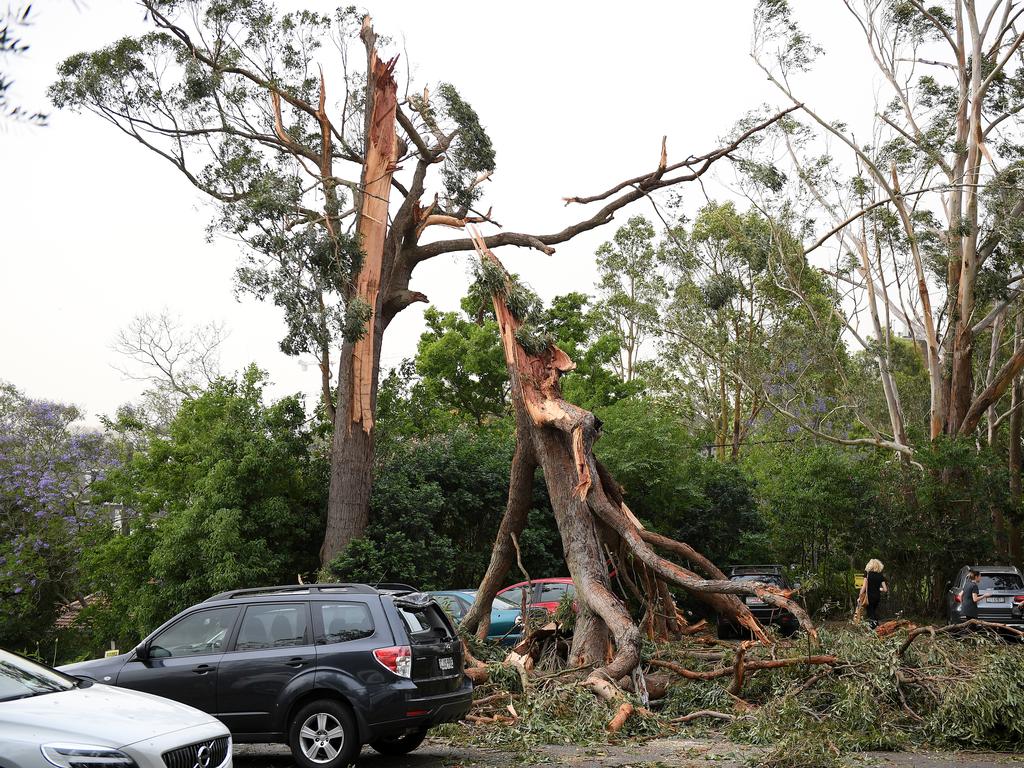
{"left": 133, "top": 642, "right": 150, "bottom": 661}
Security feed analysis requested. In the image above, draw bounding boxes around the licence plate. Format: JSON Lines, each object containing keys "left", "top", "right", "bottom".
{"left": 987, "top": 596, "right": 1006, "bottom": 603}
{"left": 438, "top": 657, "right": 454, "bottom": 671}
{"left": 746, "top": 597, "right": 766, "bottom": 606}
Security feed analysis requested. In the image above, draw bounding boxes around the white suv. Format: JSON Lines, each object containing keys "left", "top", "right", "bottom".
{"left": 0, "top": 649, "right": 231, "bottom": 768}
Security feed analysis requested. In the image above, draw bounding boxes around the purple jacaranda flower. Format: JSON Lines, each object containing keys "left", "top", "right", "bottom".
{"left": 13, "top": 586, "right": 22, "bottom": 594}
{"left": 786, "top": 424, "right": 801, "bottom": 435}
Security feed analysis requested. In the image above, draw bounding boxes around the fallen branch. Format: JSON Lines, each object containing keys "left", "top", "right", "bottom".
{"left": 671, "top": 709, "right": 737, "bottom": 724}
{"left": 649, "top": 654, "right": 838, "bottom": 682}
{"left": 898, "top": 619, "right": 1024, "bottom": 656}
{"left": 607, "top": 701, "right": 634, "bottom": 732}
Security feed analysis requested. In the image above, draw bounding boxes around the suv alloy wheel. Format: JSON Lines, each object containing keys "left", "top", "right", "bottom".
{"left": 289, "top": 699, "right": 357, "bottom": 768}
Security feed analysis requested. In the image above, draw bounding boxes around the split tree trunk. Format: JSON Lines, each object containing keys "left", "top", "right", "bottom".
{"left": 467, "top": 230, "right": 815, "bottom": 689}
{"left": 322, "top": 22, "right": 398, "bottom": 565}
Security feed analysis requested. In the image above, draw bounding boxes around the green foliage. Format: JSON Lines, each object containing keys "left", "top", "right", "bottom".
{"left": 330, "top": 425, "right": 520, "bottom": 589}
{"left": 594, "top": 216, "right": 668, "bottom": 382}
{"left": 596, "top": 397, "right": 760, "bottom": 565}
{"left": 412, "top": 307, "right": 509, "bottom": 425}
{"left": 78, "top": 366, "right": 325, "bottom": 652}
{"left": 435, "top": 83, "right": 496, "bottom": 211}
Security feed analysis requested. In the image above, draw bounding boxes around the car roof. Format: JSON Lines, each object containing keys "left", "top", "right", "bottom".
{"left": 500, "top": 577, "right": 573, "bottom": 590}
{"left": 966, "top": 565, "right": 1023, "bottom": 574}
{"left": 204, "top": 583, "right": 414, "bottom": 602}
{"left": 729, "top": 565, "right": 785, "bottom": 575}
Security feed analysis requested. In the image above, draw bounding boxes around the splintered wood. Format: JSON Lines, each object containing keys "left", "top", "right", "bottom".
{"left": 350, "top": 18, "right": 399, "bottom": 433}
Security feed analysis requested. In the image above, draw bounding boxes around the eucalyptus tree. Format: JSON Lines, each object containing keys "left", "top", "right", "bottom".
{"left": 593, "top": 216, "right": 667, "bottom": 383}
{"left": 751, "top": 0, "right": 1024, "bottom": 452}
{"left": 661, "top": 201, "right": 845, "bottom": 458}
{"left": 52, "top": 1, "right": 763, "bottom": 564}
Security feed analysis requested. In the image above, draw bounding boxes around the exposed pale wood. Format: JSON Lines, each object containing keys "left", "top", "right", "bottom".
{"left": 349, "top": 20, "right": 399, "bottom": 434}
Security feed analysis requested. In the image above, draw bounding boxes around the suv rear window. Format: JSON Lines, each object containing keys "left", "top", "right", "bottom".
{"left": 316, "top": 602, "right": 375, "bottom": 644}
{"left": 732, "top": 574, "right": 787, "bottom": 588}
{"left": 980, "top": 573, "right": 1024, "bottom": 591}
{"left": 399, "top": 605, "right": 454, "bottom": 644}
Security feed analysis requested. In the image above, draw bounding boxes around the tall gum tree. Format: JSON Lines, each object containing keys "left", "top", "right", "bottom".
{"left": 749, "top": 0, "right": 1024, "bottom": 449}
{"left": 52, "top": 0, "right": 795, "bottom": 564}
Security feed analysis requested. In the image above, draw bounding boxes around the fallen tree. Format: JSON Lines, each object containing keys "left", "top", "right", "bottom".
{"left": 461, "top": 228, "right": 816, "bottom": 709}
{"left": 451, "top": 624, "right": 1024, "bottom": 760}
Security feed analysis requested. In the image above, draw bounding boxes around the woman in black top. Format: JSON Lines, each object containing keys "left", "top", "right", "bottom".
{"left": 862, "top": 558, "right": 888, "bottom": 627}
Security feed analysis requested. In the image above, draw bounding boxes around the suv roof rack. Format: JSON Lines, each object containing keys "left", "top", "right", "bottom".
{"left": 205, "top": 583, "right": 382, "bottom": 601}
{"left": 729, "top": 564, "right": 785, "bottom": 574}
{"left": 373, "top": 582, "right": 419, "bottom": 594}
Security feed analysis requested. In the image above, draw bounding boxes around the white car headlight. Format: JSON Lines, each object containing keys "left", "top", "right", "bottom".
{"left": 41, "top": 744, "right": 137, "bottom": 768}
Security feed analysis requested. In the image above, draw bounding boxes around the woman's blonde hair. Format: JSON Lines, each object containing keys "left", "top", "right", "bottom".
{"left": 865, "top": 558, "right": 884, "bottom": 573}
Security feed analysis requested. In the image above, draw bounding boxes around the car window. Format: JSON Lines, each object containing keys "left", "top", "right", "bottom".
{"left": 500, "top": 587, "right": 526, "bottom": 606}
{"left": 0, "top": 650, "right": 75, "bottom": 702}
{"left": 490, "top": 594, "right": 518, "bottom": 609}
{"left": 316, "top": 602, "right": 375, "bottom": 644}
{"left": 234, "top": 603, "right": 309, "bottom": 651}
{"left": 540, "top": 583, "right": 569, "bottom": 600}
{"left": 399, "top": 604, "right": 454, "bottom": 644}
{"left": 149, "top": 607, "right": 240, "bottom": 659}
{"left": 434, "top": 596, "right": 465, "bottom": 619}
{"left": 980, "top": 573, "right": 1024, "bottom": 590}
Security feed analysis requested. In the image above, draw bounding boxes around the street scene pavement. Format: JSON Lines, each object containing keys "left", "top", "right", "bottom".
{"left": 236, "top": 738, "right": 1024, "bottom": 768}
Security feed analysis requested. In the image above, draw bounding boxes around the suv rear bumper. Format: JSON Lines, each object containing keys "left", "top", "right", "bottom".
{"left": 367, "top": 676, "right": 473, "bottom": 739}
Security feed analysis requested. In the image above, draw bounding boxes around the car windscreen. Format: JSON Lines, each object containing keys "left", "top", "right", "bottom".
{"left": 980, "top": 573, "right": 1024, "bottom": 591}
{"left": 732, "top": 574, "right": 787, "bottom": 588}
{"left": 0, "top": 650, "right": 76, "bottom": 702}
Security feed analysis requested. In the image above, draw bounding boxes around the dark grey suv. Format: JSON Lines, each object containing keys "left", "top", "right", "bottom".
{"left": 946, "top": 565, "right": 1024, "bottom": 630}
{"left": 60, "top": 584, "right": 471, "bottom": 768}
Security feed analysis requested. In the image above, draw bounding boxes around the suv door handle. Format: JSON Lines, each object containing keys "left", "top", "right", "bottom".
{"left": 285, "top": 657, "right": 305, "bottom": 668}
{"left": 192, "top": 664, "right": 214, "bottom": 675}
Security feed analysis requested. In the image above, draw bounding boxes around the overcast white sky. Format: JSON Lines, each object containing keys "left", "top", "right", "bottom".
{"left": 0, "top": 1, "right": 876, "bottom": 423}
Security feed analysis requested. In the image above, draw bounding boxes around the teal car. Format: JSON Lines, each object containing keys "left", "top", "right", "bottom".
{"left": 429, "top": 590, "right": 525, "bottom": 645}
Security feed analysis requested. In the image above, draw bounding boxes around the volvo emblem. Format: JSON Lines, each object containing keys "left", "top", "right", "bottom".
{"left": 194, "top": 744, "right": 212, "bottom": 768}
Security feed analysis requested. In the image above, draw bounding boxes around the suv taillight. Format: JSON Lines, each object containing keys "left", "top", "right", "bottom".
{"left": 373, "top": 645, "right": 412, "bottom": 678}
{"left": 1013, "top": 595, "right": 1024, "bottom": 604}
{"left": 953, "top": 593, "right": 962, "bottom": 603}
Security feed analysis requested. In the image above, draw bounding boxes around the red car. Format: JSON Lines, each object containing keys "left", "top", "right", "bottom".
{"left": 497, "top": 578, "right": 575, "bottom": 614}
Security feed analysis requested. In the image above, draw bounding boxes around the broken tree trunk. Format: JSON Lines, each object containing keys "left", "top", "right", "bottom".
{"left": 322, "top": 20, "right": 399, "bottom": 565}
{"left": 467, "top": 228, "right": 816, "bottom": 696}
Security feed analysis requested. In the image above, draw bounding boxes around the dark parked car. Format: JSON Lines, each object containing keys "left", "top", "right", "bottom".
{"left": 716, "top": 565, "right": 799, "bottom": 638}
{"left": 946, "top": 565, "right": 1024, "bottom": 629}
{"left": 60, "top": 584, "right": 471, "bottom": 768}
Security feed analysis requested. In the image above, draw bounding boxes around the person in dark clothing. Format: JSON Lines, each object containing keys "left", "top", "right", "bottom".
{"left": 862, "top": 558, "right": 888, "bottom": 627}
{"left": 958, "top": 569, "right": 989, "bottom": 622}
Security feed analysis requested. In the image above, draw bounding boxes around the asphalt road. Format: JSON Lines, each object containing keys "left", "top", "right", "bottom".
{"left": 235, "top": 738, "right": 1024, "bottom": 768}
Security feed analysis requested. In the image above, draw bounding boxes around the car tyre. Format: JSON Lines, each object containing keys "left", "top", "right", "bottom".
{"left": 289, "top": 699, "right": 358, "bottom": 768}
{"left": 716, "top": 621, "right": 733, "bottom": 640}
{"left": 369, "top": 726, "right": 429, "bottom": 755}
